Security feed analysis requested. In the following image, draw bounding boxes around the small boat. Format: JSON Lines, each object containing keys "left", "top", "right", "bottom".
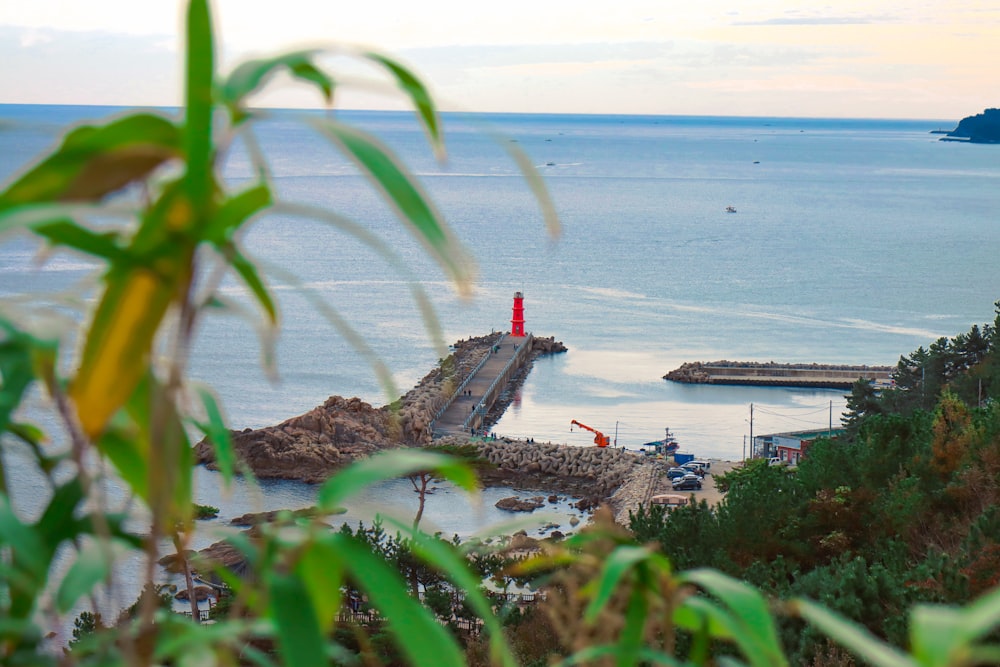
{"left": 725, "top": 205, "right": 737, "bottom": 213}
{"left": 640, "top": 427, "right": 680, "bottom": 456}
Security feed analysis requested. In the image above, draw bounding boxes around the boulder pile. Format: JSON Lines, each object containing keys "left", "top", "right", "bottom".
{"left": 472, "top": 438, "right": 652, "bottom": 505}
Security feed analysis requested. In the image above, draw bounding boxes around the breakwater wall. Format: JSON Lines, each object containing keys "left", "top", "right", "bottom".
{"left": 664, "top": 361, "right": 893, "bottom": 389}
{"left": 471, "top": 438, "right": 652, "bottom": 502}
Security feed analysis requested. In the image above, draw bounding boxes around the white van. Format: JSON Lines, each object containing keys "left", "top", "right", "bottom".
{"left": 685, "top": 460, "right": 711, "bottom": 472}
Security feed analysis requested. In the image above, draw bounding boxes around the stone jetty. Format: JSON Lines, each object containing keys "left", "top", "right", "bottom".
{"left": 664, "top": 360, "right": 893, "bottom": 389}
{"left": 194, "top": 333, "right": 567, "bottom": 483}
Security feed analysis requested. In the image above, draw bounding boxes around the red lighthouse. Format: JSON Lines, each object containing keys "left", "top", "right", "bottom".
{"left": 510, "top": 291, "right": 525, "bottom": 336}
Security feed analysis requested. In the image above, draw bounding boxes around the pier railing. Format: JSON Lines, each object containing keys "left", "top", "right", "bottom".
{"left": 463, "top": 333, "right": 534, "bottom": 433}
{"left": 430, "top": 333, "right": 507, "bottom": 433}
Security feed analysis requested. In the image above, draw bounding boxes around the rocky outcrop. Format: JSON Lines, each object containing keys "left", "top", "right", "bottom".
{"left": 194, "top": 333, "right": 504, "bottom": 482}
{"left": 495, "top": 496, "right": 545, "bottom": 512}
{"left": 531, "top": 336, "right": 567, "bottom": 355}
{"left": 944, "top": 108, "right": 1000, "bottom": 143}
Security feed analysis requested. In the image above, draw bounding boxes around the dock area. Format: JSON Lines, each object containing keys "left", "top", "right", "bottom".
{"left": 431, "top": 333, "right": 535, "bottom": 437}
{"left": 663, "top": 360, "right": 893, "bottom": 389}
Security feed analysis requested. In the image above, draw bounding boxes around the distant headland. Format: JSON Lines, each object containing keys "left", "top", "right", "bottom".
{"left": 935, "top": 108, "right": 1000, "bottom": 144}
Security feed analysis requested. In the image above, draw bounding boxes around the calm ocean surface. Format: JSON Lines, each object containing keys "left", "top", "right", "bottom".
{"left": 3, "top": 104, "right": 1000, "bottom": 536}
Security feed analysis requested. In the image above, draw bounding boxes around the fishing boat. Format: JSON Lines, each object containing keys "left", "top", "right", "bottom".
{"left": 725, "top": 205, "right": 737, "bottom": 213}
{"left": 640, "top": 427, "right": 681, "bottom": 456}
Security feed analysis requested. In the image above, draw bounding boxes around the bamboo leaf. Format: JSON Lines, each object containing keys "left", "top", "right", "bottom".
{"left": 268, "top": 572, "right": 328, "bottom": 666}
{"left": 557, "top": 644, "right": 682, "bottom": 666}
{"left": 584, "top": 545, "right": 654, "bottom": 623}
{"left": 295, "top": 539, "right": 343, "bottom": 632}
{"left": 501, "top": 140, "right": 561, "bottom": 240}
{"left": 791, "top": 598, "right": 915, "bottom": 667}
{"left": 682, "top": 568, "right": 787, "bottom": 667}
{"left": 227, "top": 246, "right": 278, "bottom": 324}
{"left": 184, "top": 0, "right": 215, "bottom": 212}
{"left": 362, "top": 51, "right": 442, "bottom": 156}
{"left": 310, "top": 119, "right": 475, "bottom": 295}
{"left": 385, "top": 518, "right": 518, "bottom": 667}
{"left": 193, "top": 386, "right": 235, "bottom": 485}
{"left": 317, "top": 450, "right": 478, "bottom": 511}
{"left": 0, "top": 320, "right": 37, "bottom": 442}
{"left": 203, "top": 184, "right": 272, "bottom": 245}
{"left": 33, "top": 220, "right": 124, "bottom": 261}
{"left": 0, "top": 114, "right": 180, "bottom": 207}
{"left": 221, "top": 51, "right": 333, "bottom": 118}
{"left": 335, "top": 534, "right": 465, "bottom": 667}
{"left": 97, "top": 422, "right": 150, "bottom": 502}
{"left": 55, "top": 540, "right": 118, "bottom": 613}
{"left": 70, "top": 264, "right": 179, "bottom": 439}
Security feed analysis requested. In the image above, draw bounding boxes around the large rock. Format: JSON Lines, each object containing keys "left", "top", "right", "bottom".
{"left": 495, "top": 496, "right": 544, "bottom": 512}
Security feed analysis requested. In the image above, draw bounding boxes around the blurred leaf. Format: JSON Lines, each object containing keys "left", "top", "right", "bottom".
{"left": 682, "top": 568, "right": 787, "bottom": 667}
{"left": 362, "top": 51, "right": 442, "bottom": 156}
{"left": 36, "top": 478, "right": 86, "bottom": 549}
{"left": 183, "top": 0, "right": 214, "bottom": 213}
{"left": 227, "top": 246, "right": 278, "bottom": 324}
{"left": 335, "top": 534, "right": 466, "bottom": 667}
{"left": 386, "top": 518, "right": 517, "bottom": 667}
{"left": 55, "top": 540, "right": 117, "bottom": 613}
{"left": 98, "top": 421, "right": 150, "bottom": 502}
{"left": 295, "top": 539, "right": 343, "bottom": 632}
{"left": 193, "top": 386, "right": 235, "bottom": 485}
{"left": 203, "top": 184, "right": 272, "bottom": 245}
{"left": 70, "top": 265, "right": 179, "bottom": 439}
{"left": 908, "top": 588, "right": 1000, "bottom": 667}
{"left": 0, "top": 497, "right": 47, "bottom": 611}
{"left": 269, "top": 572, "right": 327, "bottom": 666}
{"left": 221, "top": 51, "right": 333, "bottom": 119}
{"left": 0, "top": 114, "right": 180, "bottom": 206}
{"left": 33, "top": 220, "right": 124, "bottom": 261}
{"left": 0, "top": 320, "right": 36, "bottom": 439}
{"left": 501, "top": 139, "right": 561, "bottom": 240}
{"left": 557, "top": 644, "right": 681, "bottom": 666}
{"left": 317, "top": 450, "right": 478, "bottom": 511}
{"left": 584, "top": 545, "right": 658, "bottom": 623}
{"left": 792, "top": 598, "right": 914, "bottom": 667}
{"left": 311, "top": 119, "right": 475, "bottom": 295}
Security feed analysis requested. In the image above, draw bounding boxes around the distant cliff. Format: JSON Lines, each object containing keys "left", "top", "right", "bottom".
{"left": 941, "top": 108, "right": 1000, "bottom": 144}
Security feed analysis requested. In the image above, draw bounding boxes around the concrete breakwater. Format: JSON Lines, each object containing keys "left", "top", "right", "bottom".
{"left": 467, "top": 437, "right": 656, "bottom": 510}
{"left": 664, "top": 360, "right": 893, "bottom": 389}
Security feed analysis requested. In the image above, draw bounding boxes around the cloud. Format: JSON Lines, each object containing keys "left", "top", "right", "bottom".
{"left": 733, "top": 14, "right": 894, "bottom": 26}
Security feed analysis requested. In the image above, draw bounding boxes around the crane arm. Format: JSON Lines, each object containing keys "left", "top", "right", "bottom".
{"left": 570, "top": 420, "right": 610, "bottom": 447}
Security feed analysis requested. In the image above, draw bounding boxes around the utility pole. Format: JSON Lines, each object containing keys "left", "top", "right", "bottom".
{"left": 749, "top": 403, "right": 754, "bottom": 461}
{"left": 829, "top": 400, "right": 833, "bottom": 436}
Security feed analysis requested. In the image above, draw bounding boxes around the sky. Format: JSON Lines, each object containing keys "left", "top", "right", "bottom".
{"left": 0, "top": 1, "right": 997, "bottom": 120}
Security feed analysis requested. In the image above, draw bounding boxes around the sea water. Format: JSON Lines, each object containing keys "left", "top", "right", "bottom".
{"left": 3, "top": 105, "right": 1000, "bottom": 530}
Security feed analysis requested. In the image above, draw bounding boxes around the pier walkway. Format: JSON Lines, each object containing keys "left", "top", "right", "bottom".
{"left": 432, "top": 334, "right": 533, "bottom": 438}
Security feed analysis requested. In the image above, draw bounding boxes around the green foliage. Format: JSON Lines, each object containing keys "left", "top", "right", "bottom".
{"left": 193, "top": 503, "right": 219, "bottom": 519}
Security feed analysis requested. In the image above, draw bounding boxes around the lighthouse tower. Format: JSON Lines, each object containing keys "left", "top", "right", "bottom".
{"left": 510, "top": 291, "right": 525, "bottom": 336}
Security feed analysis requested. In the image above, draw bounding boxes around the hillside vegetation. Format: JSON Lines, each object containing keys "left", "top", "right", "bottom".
{"left": 631, "top": 301, "right": 1000, "bottom": 664}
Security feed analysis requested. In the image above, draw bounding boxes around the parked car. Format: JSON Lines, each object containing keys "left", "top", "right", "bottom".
{"left": 672, "top": 475, "right": 702, "bottom": 491}
{"left": 680, "top": 462, "right": 706, "bottom": 476}
{"left": 687, "top": 460, "right": 711, "bottom": 471}
{"left": 665, "top": 467, "right": 689, "bottom": 479}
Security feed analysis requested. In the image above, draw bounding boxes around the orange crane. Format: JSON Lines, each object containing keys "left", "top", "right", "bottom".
{"left": 570, "top": 420, "right": 610, "bottom": 448}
